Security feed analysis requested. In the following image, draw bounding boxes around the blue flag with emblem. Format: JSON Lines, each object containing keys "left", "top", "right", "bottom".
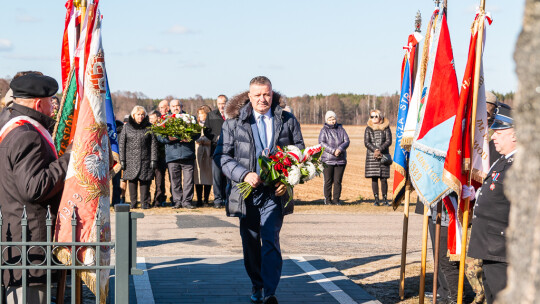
{"left": 104, "top": 74, "right": 120, "bottom": 171}
{"left": 392, "top": 58, "right": 411, "bottom": 208}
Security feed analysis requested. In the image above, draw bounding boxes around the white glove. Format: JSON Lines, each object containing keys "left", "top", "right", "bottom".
{"left": 461, "top": 185, "right": 476, "bottom": 200}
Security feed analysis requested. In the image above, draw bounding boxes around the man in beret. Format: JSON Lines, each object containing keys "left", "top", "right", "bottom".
{"left": 0, "top": 73, "right": 71, "bottom": 303}
{"left": 466, "top": 105, "right": 517, "bottom": 304}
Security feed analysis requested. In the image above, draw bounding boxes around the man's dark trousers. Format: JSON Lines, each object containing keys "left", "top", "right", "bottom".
{"left": 168, "top": 159, "right": 194, "bottom": 207}
{"left": 482, "top": 261, "right": 507, "bottom": 304}
{"left": 153, "top": 159, "right": 167, "bottom": 205}
{"left": 212, "top": 160, "right": 228, "bottom": 207}
{"left": 428, "top": 219, "right": 459, "bottom": 301}
{"left": 240, "top": 190, "right": 284, "bottom": 297}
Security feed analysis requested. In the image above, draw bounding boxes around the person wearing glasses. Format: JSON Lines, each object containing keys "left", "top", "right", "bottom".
{"left": 364, "top": 109, "right": 392, "bottom": 206}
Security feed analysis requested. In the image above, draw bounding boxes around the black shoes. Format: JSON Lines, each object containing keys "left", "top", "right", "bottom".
{"left": 250, "top": 289, "right": 263, "bottom": 303}
{"left": 373, "top": 194, "right": 380, "bottom": 206}
{"left": 172, "top": 204, "right": 182, "bottom": 209}
{"left": 263, "top": 295, "right": 278, "bottom": 304}
{"left": 382, "top": 194, "right": 390, "bottom": 206}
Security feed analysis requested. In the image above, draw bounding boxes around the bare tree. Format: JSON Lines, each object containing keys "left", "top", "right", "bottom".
{"left": 498, "top": 1, "right": 540, "bottom": 303}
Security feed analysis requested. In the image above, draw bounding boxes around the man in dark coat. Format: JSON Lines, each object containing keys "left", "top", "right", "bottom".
{"left": 215, "top": 76, "right": 304, "bottom": 304}
{"left": 468, "top": 106, "right": 516, "bottom": 304}
{"left": 0, "top": 74, "right": 70, "bottom": 303}
{"left": 205, "top": 94, "right": 228, "bottom": 208}
{"left": 149, "top": 110, "right": 168, "bottom": 207}
{"left": 156, "top": 99, "right": 198, "bottom": 209}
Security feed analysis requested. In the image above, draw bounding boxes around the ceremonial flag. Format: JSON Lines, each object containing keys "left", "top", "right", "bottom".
{"left": 409, "top": 7, "right": 459, "bottom": 206}
{"left": 104, "top": 75, "right": 121, "bottom": 172}
{"left": 392, "top": 31, "right": 421, "bottom": 208}
{"left": 443, "top": 12, "right": 492, "bottom": 258}
{"left": 61, "top": 0, "right": 79, "bottom": 90}
{"left": 401, "top": 8, "right": 439, "bottom": 150}
{"left": 54, "top": 2, "right": 111, "bottom": 301}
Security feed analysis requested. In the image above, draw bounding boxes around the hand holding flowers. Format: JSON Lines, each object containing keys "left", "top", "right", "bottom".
{"left": 148, "top": 113, "right": 202, "bottom": 142}
{"left": 237, "top": 144, "right": 325, "bottom": 206}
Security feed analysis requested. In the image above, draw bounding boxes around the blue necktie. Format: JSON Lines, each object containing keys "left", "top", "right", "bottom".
{"left": 257, "top": 115, "right": 267, "bottom": 149}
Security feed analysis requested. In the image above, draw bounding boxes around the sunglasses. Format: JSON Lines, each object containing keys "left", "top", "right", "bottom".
{"left": 370, "top": 115, "right": 379, "bottom": 119}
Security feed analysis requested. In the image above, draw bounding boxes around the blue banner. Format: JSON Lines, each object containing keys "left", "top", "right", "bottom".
{"left": 105, "top": 75, "right": 118, "bottom": 155}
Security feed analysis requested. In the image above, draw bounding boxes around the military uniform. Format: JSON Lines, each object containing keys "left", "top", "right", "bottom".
{"left": 469, "top": 152, "right": 515, "bottom": 304}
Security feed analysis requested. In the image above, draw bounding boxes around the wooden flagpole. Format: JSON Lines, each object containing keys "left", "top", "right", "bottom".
{"left": 398, "top": 12, "right": 422, "bottom": 300}
{"left": 419, "top": 205, "right": 430, "bottom": 304}
{"left": 399, "top": 181, "right": 412, "bottom": 300}
{"left": 457, "top": 0, "right": 486, "bottom": 303}
{"left": 75, "top": 3, "right": 86, "bottom": 304}
{"left": 433, "top": 200, "right": 442, "bottom": 304}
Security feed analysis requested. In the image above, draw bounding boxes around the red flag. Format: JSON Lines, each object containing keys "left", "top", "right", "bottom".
{"left": 443, "top": 13, "right": 492, "bottom": 258}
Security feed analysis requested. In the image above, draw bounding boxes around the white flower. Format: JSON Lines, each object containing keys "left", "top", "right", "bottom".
{"left": 318, "top": 163, "right": 324, "bottom": 172}
{"left": 286, "top": 165, "right": 301, "bottom": 186}
{"left": 285, "top": 145, "right": 302, "bottom": 162}
{"left": 191, "top": 119, "right": 196, "bottom": 124}
{"left": 304, "top": 162, "right": 317, "bottom": 181}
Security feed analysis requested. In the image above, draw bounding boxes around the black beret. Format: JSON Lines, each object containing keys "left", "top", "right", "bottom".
{"left": 10, "top": 74, "right": 59, "bottom": 98}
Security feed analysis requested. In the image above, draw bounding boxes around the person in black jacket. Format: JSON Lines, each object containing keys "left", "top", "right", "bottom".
{"left": 0, "top": 74, "right": 70, "bottom": 303}
{"left": 205, "top": 94, "right": 228, "bottom": 208}
{"left": 119, "top": 106, "right": 158, "bottom": 209}
{"left": 364, "top": 109, "right": 392, "bottom": 206}
{"left": 156, "top": 101, "right": 199, "bottom": 209}
{"left": 319, "top": 111, "right": 350, "bottom": 205}
{"left": 467, "top": 106, "right": 516, "bottom": 304}
{"left": 215, "top": 76, "right": 304, "bottom": 304}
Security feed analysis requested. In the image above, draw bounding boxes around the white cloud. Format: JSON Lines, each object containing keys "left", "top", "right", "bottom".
{"left": 0, "top": 39, "right": 13, "bottom": 51}
{"left": 166, "top": 25, "right": 194, "bottom": 35}
{"left": 16, "top": 14, "right": 41, "bottom": 23}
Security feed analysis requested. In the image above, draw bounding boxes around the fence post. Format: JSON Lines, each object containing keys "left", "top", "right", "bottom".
{"left": 114, "top": 204, "right": 130, "bottom": 303}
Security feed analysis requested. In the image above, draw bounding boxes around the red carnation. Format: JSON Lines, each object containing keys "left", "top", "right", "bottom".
{"left": 283, "top": 157, "right": 292, "bottom": 167}
{"left": 275, "top": 151, "right": 284, "bottom": 159}
{"left": 274, "top": 163, "right": 284, "bottom": 172}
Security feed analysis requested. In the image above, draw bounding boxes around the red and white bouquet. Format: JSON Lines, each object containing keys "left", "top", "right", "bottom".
{"left": 148, "top": 113, "right": 202, "bottom": 141}
{"left": 237, "top": 144, "right": 325, "bottom": 205}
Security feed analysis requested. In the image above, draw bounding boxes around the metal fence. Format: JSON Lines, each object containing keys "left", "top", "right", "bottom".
{"left": 0, "top": 204, "right": 143, "bottom": 304}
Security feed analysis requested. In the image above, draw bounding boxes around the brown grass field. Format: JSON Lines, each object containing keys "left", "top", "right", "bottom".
{"left": 137, "top": 124, "right": 398, "bottom": 207}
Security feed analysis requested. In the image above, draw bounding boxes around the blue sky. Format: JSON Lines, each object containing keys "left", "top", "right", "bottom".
{"left": 1, "top": 1, "right": 524, "bottom": 99}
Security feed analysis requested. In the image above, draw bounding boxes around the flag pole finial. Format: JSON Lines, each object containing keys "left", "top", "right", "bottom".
{"left": 434, "top": 0, "right": 441, "bottom": 7}
{"left": 415, "top": 11, "right": 422, "bottom": 33}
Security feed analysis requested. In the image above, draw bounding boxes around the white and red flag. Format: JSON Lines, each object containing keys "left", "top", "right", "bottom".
{"left": 54, "top": 1, "right": 111, "bottom": 301}
{"left": 443, "top": 12, "right": 492, "bottom": 259}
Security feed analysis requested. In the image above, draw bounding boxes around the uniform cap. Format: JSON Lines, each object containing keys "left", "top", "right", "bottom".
{"left": 490, "top": 104, "right": 513, "bottom": 130}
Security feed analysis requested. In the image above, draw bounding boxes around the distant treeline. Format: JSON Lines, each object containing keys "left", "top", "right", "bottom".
{"left": 109, "top": 90, "right": 515, "bottom": 126}
{"left": 0, "top": 77, "right": 514, "bottom": 126}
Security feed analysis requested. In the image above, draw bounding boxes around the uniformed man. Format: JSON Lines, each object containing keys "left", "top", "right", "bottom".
{"left": 467, "top": 105, "right": 516, "bottom": 304}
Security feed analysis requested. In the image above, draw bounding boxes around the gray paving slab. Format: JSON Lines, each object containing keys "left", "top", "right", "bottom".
{"left": 122, "top": 255, "right": 382, "bottom": 304}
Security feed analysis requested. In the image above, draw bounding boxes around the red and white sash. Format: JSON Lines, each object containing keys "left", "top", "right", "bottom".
{"left": 0, "top": 116, "right": 58, "bottom": 158}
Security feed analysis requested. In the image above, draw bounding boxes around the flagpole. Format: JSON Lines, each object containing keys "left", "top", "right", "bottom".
{"left": 399, "top": 180, "right": 411, "bottom": 300}
{"left": 419, "top": 205, "right": 429, "bottom": 304}
{"left": 433, "top": 200, "right": 442, "bottom": 304}
{"left": 457, "top": 1, "right": 485, "bottom": 303}
{"left": 399, "top": 12, "right": 422, "bottom": 300}
{"left": 76, "top": 3, "right": 86, "bottom": 304}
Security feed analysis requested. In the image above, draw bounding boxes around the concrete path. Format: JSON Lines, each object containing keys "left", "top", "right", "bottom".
{"left": 107, "top": 209, "right": 425, "bottom": 303}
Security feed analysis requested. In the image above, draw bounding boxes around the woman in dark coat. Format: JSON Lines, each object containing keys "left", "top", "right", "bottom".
{"left": 119, "top": 106, "right": 158, "bottom": 209}
{"left": 364, "top": 109, "right": 392, "bottom": 206}
{"left": 319, "top": 111, "right": 350, "bottom": 205}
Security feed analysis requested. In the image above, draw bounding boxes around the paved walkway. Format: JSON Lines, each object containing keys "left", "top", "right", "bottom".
{"left": 110, "top": 255, "right": 381, "bottom": 304}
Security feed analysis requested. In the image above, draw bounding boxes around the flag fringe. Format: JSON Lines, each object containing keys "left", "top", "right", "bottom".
{"left": 412, "top": 141, "right": 448, "bottom": 158}
{"left": 442, "top": 169, "right": 462, "bottom": 199}
{"left": 400, "top": 136, "right": 414, "bottom": 151}
{"left": 80, "top": 270, "right": 109, "bottom": 304}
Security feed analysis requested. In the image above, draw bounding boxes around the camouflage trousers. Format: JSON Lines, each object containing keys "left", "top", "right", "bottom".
{"left": 466, "top": 228, "right": 486, "bottom": 304}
